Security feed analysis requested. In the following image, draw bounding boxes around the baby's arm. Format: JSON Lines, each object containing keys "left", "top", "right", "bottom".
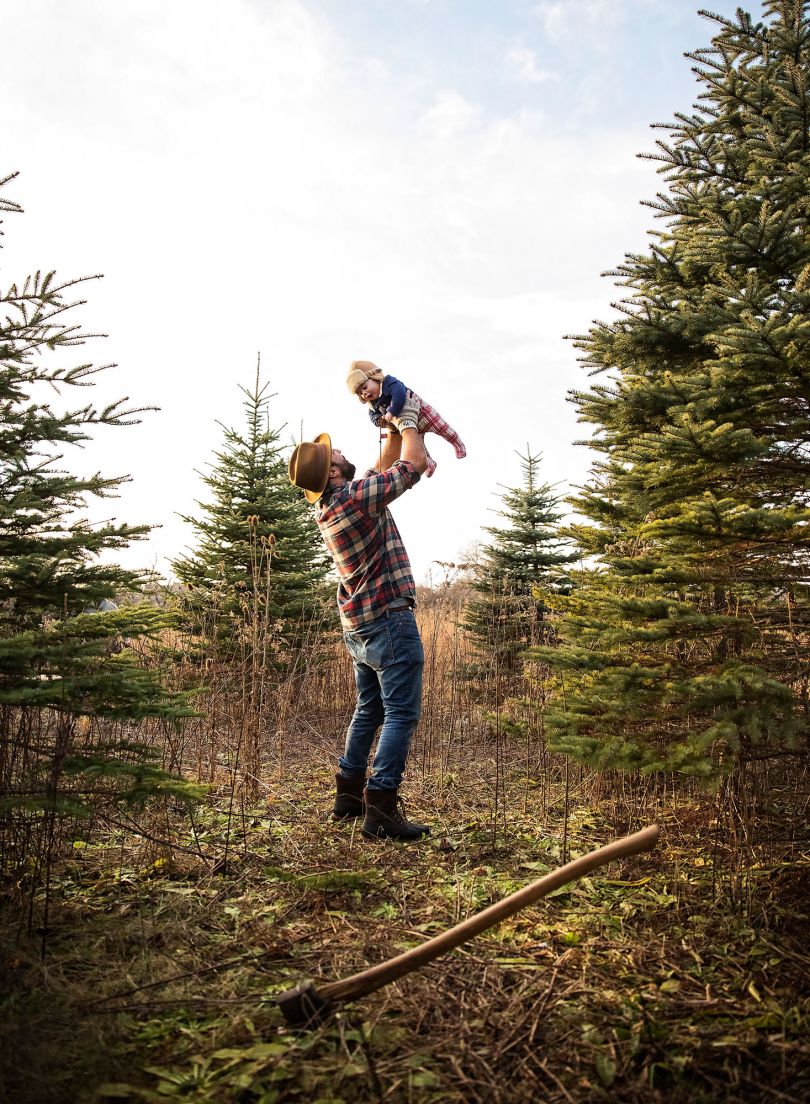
{"left": 368, "top": 406, "right": 385, "bottom": 428}
{"left": 385, "top": 376, "right": 408, "bottom": 417}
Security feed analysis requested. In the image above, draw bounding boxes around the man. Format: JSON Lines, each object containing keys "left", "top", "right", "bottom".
{"left": 288, "top": 419, "right": 430, "bottom": 841}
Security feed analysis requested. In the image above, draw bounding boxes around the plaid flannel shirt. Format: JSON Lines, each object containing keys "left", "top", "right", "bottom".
{"left": 316, "top": 460, "right": 421, "bottom": 630}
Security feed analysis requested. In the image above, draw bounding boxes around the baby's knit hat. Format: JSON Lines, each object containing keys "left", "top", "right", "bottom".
{"left": 346, "top": 360, "right": 384, "bottom": 394}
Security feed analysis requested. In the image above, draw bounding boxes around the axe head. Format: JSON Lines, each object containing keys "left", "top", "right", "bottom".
{"left": 277, "top": 979, "right": 333, "bottom": 1027}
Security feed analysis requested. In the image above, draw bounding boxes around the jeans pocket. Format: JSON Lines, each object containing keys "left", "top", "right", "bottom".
{"left": 364, "top": 623, "right": 395, "bottom": 669}
{"left": 343, "top": 631, "right": 363, "bottom": 665}
{"left": 346, "top": 620, "right": 395, "bottom": 669}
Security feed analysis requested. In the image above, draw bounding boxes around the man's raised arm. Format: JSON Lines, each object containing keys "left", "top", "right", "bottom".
{"left": 374, "top": 426, "right": 427, "bottom": 476}
{"left": 375, "top": 429, "right": 402, "bottom": 473}
{"left": 400, "top": 427, "right": 428, "bottom": 474}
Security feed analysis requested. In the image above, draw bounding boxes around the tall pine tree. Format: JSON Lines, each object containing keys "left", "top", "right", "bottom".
{"left": 464, "top": 448, "right": 574, "bottom": 682}
{"left": 0, "top": 172, "right": 195, "bottom": 864}
{"left": 540, "top": 2, "right": 810, "bottom": 777}
{"left": 172, "top": 365, "right": 331, "bottom": 658}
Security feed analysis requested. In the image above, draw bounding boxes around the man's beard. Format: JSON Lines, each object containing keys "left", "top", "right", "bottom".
{"left": 321, "top": 459, "right": 356, "bottom": 504}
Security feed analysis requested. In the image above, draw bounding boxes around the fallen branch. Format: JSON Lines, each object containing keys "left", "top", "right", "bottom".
{"left": 278, "top": 824, "right": 661, "bottom": 1026}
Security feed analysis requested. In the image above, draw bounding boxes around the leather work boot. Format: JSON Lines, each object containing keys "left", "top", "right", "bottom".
{"left": 333, "top": 772, "right": 365, "bottom": 820}
{"left": 362, "top": 787, "right": 430, "bottom": 841}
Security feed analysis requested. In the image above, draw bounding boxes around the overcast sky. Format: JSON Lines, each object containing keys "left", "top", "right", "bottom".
{"left": 2, "top": 0, "right": 745, "bottom": 585}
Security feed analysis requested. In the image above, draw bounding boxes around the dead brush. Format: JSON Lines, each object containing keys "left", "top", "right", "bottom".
{"left": 4, "top": 560, "right": 805, "bottom": 948}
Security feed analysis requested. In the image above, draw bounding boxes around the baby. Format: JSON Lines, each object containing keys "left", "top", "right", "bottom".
{"left": 346, "top": 360, "right": 466, "bottom": 478}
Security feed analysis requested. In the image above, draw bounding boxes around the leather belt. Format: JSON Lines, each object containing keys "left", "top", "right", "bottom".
{"left": 387, "top": 599, "right": 414, "bottom": 612}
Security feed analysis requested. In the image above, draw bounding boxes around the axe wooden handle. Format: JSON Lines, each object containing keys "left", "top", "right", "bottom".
{"left": 321, "top": 824, "right": 660, "bottom": 1004}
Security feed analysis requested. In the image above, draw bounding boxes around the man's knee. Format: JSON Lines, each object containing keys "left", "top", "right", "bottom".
{"left": 352, "top": 699, "right": 385, "bottom": 726}
{"left": 381, "top": 696, "right": 422, "bottom": 727}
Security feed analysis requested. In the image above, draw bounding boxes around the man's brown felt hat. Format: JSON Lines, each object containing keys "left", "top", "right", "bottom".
{"left": 288, "top": 432, "right": 332, "bottom": 505}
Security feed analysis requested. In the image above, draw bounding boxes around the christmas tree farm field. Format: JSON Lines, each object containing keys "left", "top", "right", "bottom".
{"left": 1, "top": 748, "right": 808, "bottom": 1104}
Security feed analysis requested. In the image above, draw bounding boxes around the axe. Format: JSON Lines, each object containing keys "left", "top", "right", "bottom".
{"left": 277, "top": 823, "right": 660, "bottom": 1027}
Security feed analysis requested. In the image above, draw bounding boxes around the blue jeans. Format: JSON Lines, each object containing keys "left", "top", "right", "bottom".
{"left": 339, "top": 609, "right": 424, "bottom": 791}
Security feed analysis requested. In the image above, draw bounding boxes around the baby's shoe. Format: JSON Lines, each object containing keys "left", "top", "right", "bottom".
{"left": 425, "top": 457, "right": 437, "bottom": 478}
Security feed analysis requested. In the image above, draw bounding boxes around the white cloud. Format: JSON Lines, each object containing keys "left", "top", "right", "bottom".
{"left": 535, "top": 0, "right": 665, "bottom": 46}
{"left": 506, "top": 45, "right": 554, "bottom": 85}
{"left": 536, "top": 0, "right": 620, "bottom": 42}
{"left": 419, "top": 91, "right": 482, "bottom": 140}
{"left": 363, "top": 57, "right": 390, "bottom": 80}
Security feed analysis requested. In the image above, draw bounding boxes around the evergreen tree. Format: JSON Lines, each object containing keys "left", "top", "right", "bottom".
{"left": 464, "top": 448, "right": 574, "bottom": 681}
{"left": 0, "top": 172, "right": 196, "bottom": 851}
{"left": 172, "top": 365, "right": 331, "bottom": 658}
{"left": 540, "top": 2, "right": 810, "bottom": 776}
